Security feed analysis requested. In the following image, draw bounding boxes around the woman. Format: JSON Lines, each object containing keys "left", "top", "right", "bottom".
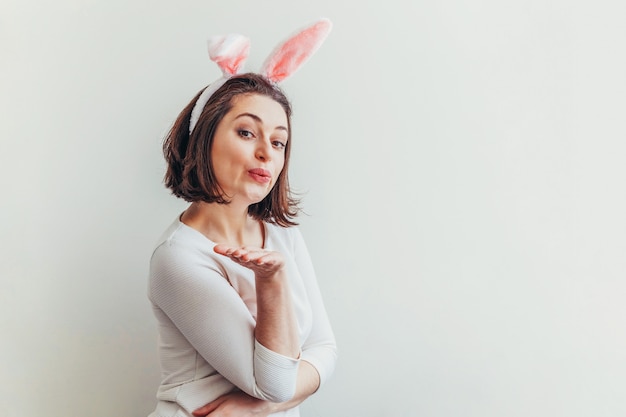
{"left": 147, "top": 28, "right": 337, "bottom": 416}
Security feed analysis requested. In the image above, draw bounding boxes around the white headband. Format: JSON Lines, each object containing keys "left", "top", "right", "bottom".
{"left": 188, "top": 18, "right": 332, "bottom": 134}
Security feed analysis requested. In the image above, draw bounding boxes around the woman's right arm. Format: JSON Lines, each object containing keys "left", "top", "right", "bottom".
{"left": 214, "top": 245, "right": 301, "bottom": 360}
{"left": 149, "top": 243, "right": 300, "bottom": 403}
{"left": 192, "top": 231, "right": 337, "bottom": 417}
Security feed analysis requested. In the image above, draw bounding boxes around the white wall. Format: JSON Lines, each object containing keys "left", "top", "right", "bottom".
{"left": 1, "top": 1, "right": 625, "bottom": 416}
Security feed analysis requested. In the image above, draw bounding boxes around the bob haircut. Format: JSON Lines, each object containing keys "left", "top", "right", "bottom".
{"left": 163, "top": 73, "right": 300, "bottom": 227}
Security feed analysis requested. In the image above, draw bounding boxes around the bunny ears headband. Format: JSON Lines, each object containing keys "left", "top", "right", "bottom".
{"left": 189, "top": 18, "right": 333, "bottom": 134}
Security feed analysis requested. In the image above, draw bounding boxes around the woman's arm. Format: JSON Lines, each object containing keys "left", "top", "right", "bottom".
{"left": 192, "top": 360, "right": 320, "bottom": 417}
{"left": 214, "top": 245, "right": 300, "bottom": 359}
{"left": 150, "top": 243, "right": 300, "bottom": 403}
{"left": 291, "top": 227, "right": 338, "bottom": 385}
{"left": 193, "top": 229, "right": 337, "bottom": 416}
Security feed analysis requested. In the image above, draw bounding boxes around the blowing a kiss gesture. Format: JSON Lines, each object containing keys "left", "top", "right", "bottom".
{"left": 147, "top": 17, "right": 335, "bottom": 417}
{"left": 214, "top": 244, "right": 286, "bottom": 280}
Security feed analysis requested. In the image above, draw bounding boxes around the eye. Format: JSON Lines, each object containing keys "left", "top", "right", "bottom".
{"left": 238, "top": 129, "right": 254, "bottom": 139}
{"left": 272, "top": 140, "right": 286, "bottom": 150}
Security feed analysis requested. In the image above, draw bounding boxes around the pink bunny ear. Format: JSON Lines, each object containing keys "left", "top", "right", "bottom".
{"left": 261, "top": 18, "right": 332, "bottom": 83}
{"left": 208, "top": 34, "right": 251, "bottom": 76}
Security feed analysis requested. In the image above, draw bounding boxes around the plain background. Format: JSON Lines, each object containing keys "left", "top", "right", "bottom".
{"left": 1, "top": 1, "right": 625, "bottom": 416}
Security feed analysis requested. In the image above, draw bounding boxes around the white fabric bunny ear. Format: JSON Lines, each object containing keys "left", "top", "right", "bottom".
{"left": 189, "top": 18, "right": 332, "bottom": 134}
{"left": 262, "top": 18, "right": 333, "bottom": 83}
{"left": 189, "top": 34, "right": 250, "bottom": 133}
{"left": 208, "top": 34, "right": 251, "bottom": 76}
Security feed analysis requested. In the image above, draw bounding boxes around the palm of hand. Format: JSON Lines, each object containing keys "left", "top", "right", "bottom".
{"left": 214, "top": 244, "right": 285, "bottom": 279}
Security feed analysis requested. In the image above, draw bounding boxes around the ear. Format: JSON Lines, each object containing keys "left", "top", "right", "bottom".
{"left": 208, "top": 34, "right": 251, "bottom": 76}
{"left": 261, "top": 18, "right": 332, "bottom": 83}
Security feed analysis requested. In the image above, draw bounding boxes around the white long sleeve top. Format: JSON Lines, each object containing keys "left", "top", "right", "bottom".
{"left": 147, "top": 216, "right": 337, "bottom": 417}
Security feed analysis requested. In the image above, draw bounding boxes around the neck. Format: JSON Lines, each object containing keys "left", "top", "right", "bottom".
{"left": 181, "top": 201, "right": 263, "bottom": 247}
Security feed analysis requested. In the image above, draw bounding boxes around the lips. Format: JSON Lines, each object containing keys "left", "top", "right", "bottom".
{"left": 248, "top": 168, "right": 272, "bottom": 184}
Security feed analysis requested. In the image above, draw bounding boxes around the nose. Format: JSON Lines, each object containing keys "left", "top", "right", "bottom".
{"left": 255, "top": 138, "right": 272, "bottom": 162}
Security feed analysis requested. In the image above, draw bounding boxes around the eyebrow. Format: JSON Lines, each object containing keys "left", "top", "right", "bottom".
{"left": 234, "top": 112, "right": 288, "bottom": 132}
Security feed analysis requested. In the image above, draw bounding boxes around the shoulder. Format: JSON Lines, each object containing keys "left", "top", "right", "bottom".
{"left": 149, "top": 217, "right": 226, "bottom": 287}
{"left": 151, "top": 219, "right": 208, "bottom": 264}
{"left": 264, "top": 223, "right": 313, "bottom": 267}
{"left": 264, "top": 223, "right": 305, "bottom": 250}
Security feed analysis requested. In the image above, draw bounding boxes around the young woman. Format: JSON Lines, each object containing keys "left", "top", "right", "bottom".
{"left": 147, "top": 60, "right": 337, "bottom": 416}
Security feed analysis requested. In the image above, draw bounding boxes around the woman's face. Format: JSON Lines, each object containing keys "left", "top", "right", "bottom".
{"left": 210, "top": 93, "right": 289, "bottom": 206}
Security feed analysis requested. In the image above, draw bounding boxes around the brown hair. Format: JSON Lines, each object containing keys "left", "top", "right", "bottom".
{"left": 163, "top": 73, "right": 300, "bottom": 226}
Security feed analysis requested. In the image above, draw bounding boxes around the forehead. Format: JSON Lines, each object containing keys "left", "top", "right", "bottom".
{"left": 227, "top": 94, "right": 289, "bottom": 128}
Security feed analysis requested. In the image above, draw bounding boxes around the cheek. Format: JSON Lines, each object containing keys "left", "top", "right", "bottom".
{"left": 275, "top": 155, "right": 286, "bottom": 175}
{"left": 271, "top": 157, "right": 286, "bottom": 184}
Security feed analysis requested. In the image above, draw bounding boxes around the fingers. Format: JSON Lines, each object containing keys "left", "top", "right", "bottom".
{"left": 213, "top": 245, "right": 286, "bottom": 277}
{"left": 214, "top": 244, "right": 259, "bottom": 259}
{"left": 213, "top": 244, "right": 239, "bottom": 256}
{"left": 214, "top": 245, "right": 278, "bottom": 265}
{"left": 192, "top": 397, "right": 225, "bottom": 416}
{"left": 234, "top": 248, "right": 265, "bottom": 263}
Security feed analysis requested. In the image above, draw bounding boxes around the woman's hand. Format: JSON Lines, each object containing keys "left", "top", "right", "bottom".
{"left": 214, "top": 245, "right": 285, "bottom": 279}
{"left": 192, "top": 391, "right": 272, "bottom": 417}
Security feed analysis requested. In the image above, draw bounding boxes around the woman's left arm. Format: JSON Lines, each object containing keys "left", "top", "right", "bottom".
{"left": 192, "top": 359, "right": 320, "bottom": 416}
{"left": 291, "top": 227, "right": 338, "bottom": 385}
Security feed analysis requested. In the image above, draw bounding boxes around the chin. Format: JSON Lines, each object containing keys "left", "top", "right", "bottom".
{"left": 245, "top": 191, "right": 271, "bottom": 205}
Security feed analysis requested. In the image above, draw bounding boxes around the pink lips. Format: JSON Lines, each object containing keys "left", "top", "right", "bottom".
{"left": 248, "top": 168, "right": 272, "bottom": 184}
